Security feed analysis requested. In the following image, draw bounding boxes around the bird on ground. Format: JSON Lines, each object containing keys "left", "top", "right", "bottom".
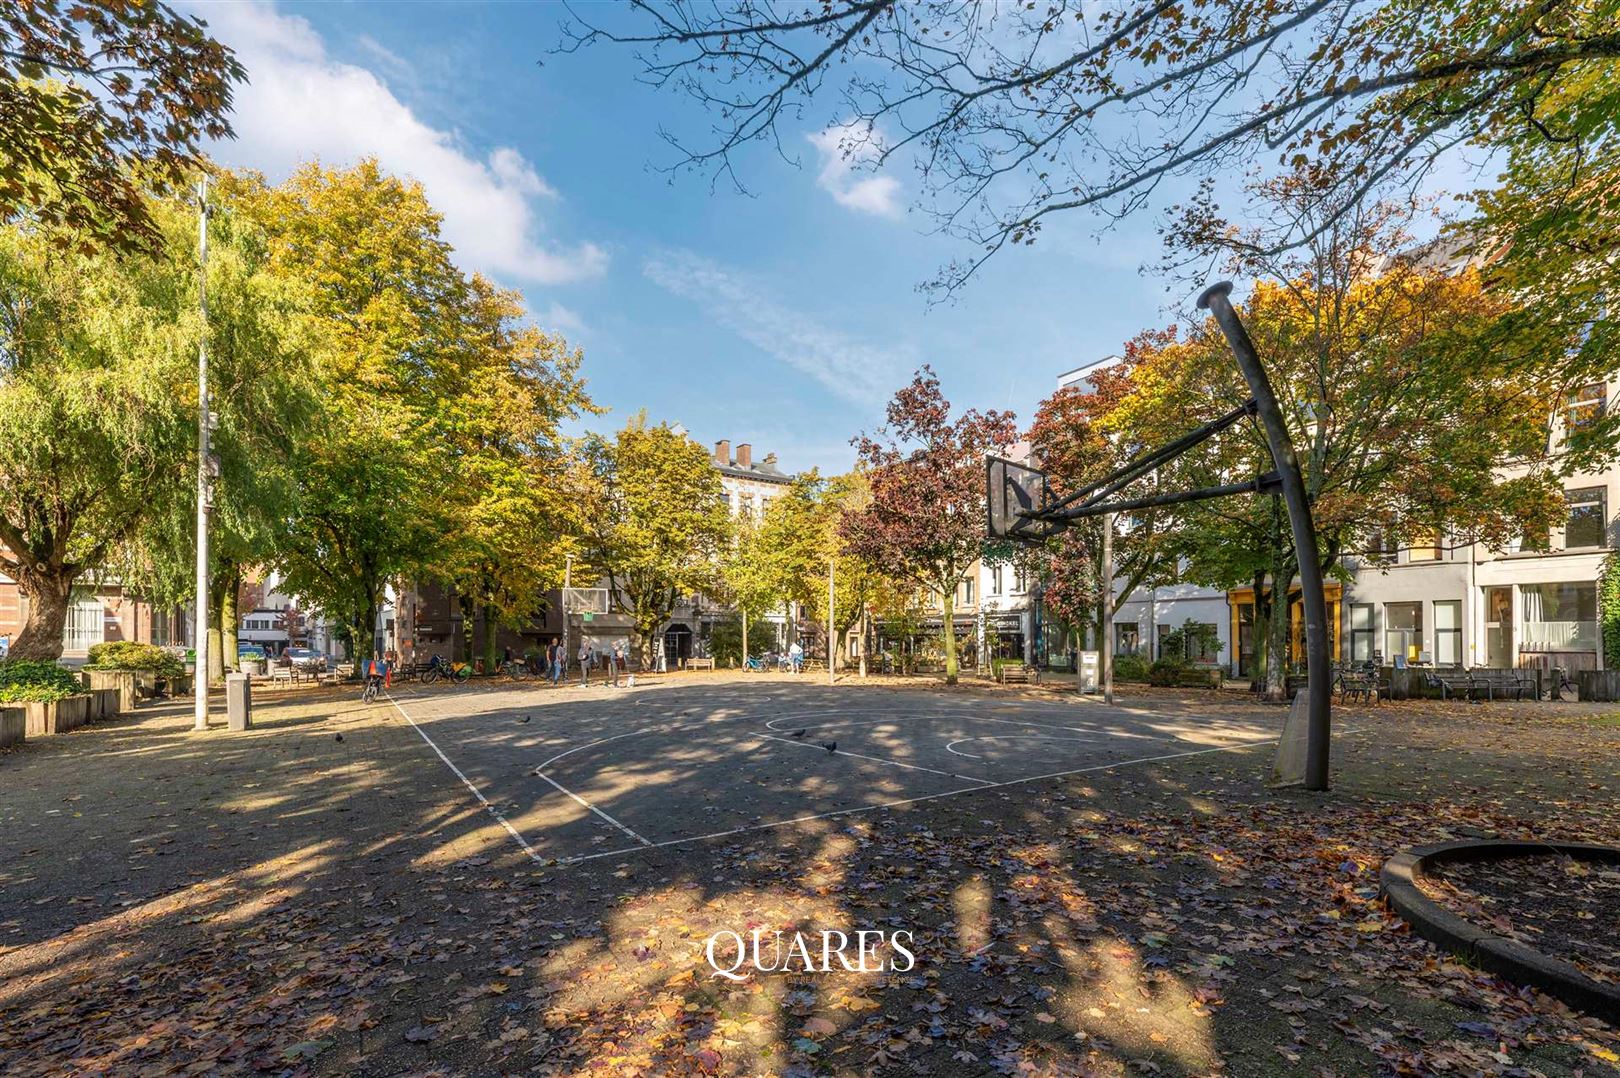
{"left": 334, "top": 733, "right": 344, "bottom": 743}
{"left": 519, "top": 715, "right": 531, "bottom": 724}
{"left": 790, "top": 728, "right": 807, "bottom": 739}
{"left": 822, "top": 741, "right": 837, "bottom": 754}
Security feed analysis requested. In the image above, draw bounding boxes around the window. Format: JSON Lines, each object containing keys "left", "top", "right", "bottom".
{"left": 1385, "top": 602, "right": 1423, "bottom": 663}
{"left": 1434, "top": 601, "right": 1462, "bottom": 666}
{"left": 956, "top": 578, "right": 974, "bottom": 606}
{"left": 66, "top": 599, "right": 104, "bottom": 652}
{"left": 990, "top": 566, "right": 1004, "bottom": 595}
{"left": 1564, "top": 488, "right": 1606, "bottom": 549}
{"left": 1114, "top": 622, "right": 1140, "bottom": 655}
{"left": 1522, "top": 582, "right": 1599, "bottom": 652}
{"left": 1349, "top": 603, "right": 1375, "bottom": 662}
{"left": 1407, "top": 534, "right": 1441, "bottom": 562}
{"left": 1567, "top": 383, "right": 1606, "bottom": 432}
{"left": 1012, "top": 570, "right": 1026, "bottom": 594}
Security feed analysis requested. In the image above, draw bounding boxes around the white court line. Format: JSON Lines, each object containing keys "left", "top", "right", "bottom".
{"left": 754, "top": 731, "right": 992, "bottom": 784}
{"left": 944, "top": 734, "right": 1096, "bottom": 759}
{"left": 531, "top": 772, "right": 653, "bottom": 847}
{"left": 553, "top": 725, "right": 1367, "bottom": 865}
{"left": 385, "top": 692, "right": 544, "bottom": 865}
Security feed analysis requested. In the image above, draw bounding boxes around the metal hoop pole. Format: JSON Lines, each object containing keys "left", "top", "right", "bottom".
{"left": 1198, "top": 282, "right": 1332, "bottom": 791}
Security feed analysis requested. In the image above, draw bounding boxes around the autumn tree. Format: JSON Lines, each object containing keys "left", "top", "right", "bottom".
{"left": 579, "top": 417, "right": 732, "bottom": 666}
{"left": 717, "top": 514, "right": 781, "bottom": 665}
{"left": 841, "top": 367, "right": 1017, "bottom": 684}
{"left": 2, "top": 2, "right": 243, "bottom": 251}
{"left": 564, "top": 1, "right": 1620, "bottom": 295}
{"left": 0, "top": 206, "right": 195, "bottom": 658}
{"left": 759, "top": 470, "right": 879, "bottom": 667}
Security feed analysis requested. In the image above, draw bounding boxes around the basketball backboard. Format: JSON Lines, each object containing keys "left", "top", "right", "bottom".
{"left": 985, "top": 456, "right": 1061, "bottom": 543}
{"left": 562, "top": 587, "right": 610, "bottom": 614}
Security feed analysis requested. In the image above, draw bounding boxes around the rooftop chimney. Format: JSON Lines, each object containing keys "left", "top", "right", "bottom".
{"left": 735, "top": 443, "right": 752, "bottom": 469}
{"left": 763, "top": 452, "right": 778, "bottom": 470}
{"left": 714, "top": 439, "right": 730, "bottom": 465}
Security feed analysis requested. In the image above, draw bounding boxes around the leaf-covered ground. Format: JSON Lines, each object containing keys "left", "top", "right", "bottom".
{"left": 0, "top": 678, "right": 1616, "bottom": 1076}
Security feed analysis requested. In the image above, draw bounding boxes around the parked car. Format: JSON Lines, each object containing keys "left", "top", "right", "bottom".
{"left": 237, "top": 644, "right": 268, "bottom": 662}
{"left": 284, "top": 647, "right": 327, "bottom": 671}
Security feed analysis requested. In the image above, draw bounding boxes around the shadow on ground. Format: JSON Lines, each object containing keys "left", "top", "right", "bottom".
{"left": 0, "top": 678, "right": 1616, "bottom": 1075}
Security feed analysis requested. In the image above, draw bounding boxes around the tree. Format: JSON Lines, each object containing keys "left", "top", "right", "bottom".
{"left": 0, "top": 199, "right": 201, "bottom": 659}
{"left": 719, "top": 513, "right": 784, "bottom": 665}
{"left": 565, "top": 1, "right": 1620, "bottom": 295}
{"left": 1113, "top": 183, "right": 1565, "bottom": 693}
{"left": 757, "top": 470, "right": 879, "bottom": 668}
{"left": 842, "top": 367, "right": 1017, "bottom": 684}
{"left": 2, "top": 3, "right": 243, "bottom": 251}
{"left": 579, "top": 416, "right": 732, "bottom": 666}
{"left": 426, "top": 274, "right": 594, "bottom": 671}
{"left": 255, "top": 161, "right": 476, "bottom": 664}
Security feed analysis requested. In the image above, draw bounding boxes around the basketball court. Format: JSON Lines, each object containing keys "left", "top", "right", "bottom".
{"left": 381, "top": 680, "right": 1288, "bottom": 866}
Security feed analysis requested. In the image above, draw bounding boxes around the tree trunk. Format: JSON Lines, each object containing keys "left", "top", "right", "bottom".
{"left": 942, "top": 590, "right": 958, "bottom": 684}
{"left": 219, "top": 564, "right": 240, "bottom": 671}
{"left": 1249, "top": 569, "right": 1269, "bottom": 694}
{"left": 10, "top": 567, "right": 72, "bottom": 661}
{"left": 482, "top": 601, "right": 499, "bottom": 672}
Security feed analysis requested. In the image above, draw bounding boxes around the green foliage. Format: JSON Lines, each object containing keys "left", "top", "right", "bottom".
{"left": 579, "top": 415, "right": 732, "bottom": 664}
{"left": 708, "top": 618, "right": 777, "bottom": 667}
{"left": 1146, "top": 657, "right": 1187, "bottom": 687}
{"left": 1113, "top": 652, "right": 1151, "bottom": 682}
{"left": 1600, "top": 552, "right": 1620, "bottom": 670}
{"left": 0, "top": 661, "right": 80, "bottom": 703}
{"left": 85, "top": 641, "right": 184, "bottom": 678}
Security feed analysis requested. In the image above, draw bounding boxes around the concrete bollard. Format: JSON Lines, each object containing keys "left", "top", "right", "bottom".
{"left": 226, "top": 673, "right": 252, "bottom": 731}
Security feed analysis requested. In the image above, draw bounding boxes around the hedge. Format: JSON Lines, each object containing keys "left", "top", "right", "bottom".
{"left": 85, "top": 641, "right": 185, "bottom": 679}
{"left": 0, "top": 661, "right": 82, "bottom": 703}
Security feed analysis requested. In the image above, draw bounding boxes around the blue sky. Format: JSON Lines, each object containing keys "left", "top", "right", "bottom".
{"left": 187, "top": 1, "right": 1443, "bottom": 473}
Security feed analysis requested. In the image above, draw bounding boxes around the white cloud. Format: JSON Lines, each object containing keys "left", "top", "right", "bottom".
{"left": 807, "top": 122, "right": 904, "bottom": 218}
{"left": 538, "top": 301, "right": 586, "bottom": 337}
{"left": 643, "top": 250, "right": 912, "bottom": 406}
{"left": 194, "top": 2, "right": 605, "bottom": 285}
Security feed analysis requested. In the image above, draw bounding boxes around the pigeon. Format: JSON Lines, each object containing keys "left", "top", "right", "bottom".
{"left": 790, "top": 728, "right": 807, "bottom": 739}
{"left": 822, "top": 741, "right": 837, "bottom": 754}
{"left": 334, "top": 733, "right": 344, "bottom": 743}
{"left": 518, "top": 715, "right": 531, "bottom": 724}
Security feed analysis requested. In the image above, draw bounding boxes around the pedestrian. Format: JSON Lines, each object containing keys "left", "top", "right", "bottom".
{"left": 503, "top": 645, "right": 513, "bottom": 668}
{"left": 789, "top": 640, "right": 804, "bottom": 674}
{"left": 610, "top": 641, "right": 625, "bottom": 687}
{"left": 546, "top": 637, "right": 562, "bottom": 684}
{"left": 577, "top": 640, "right": 590, "bottom": 686}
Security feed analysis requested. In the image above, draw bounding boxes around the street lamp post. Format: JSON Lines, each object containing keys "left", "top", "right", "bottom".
{"left": 193, "top": 176, "right": 211, "bottom": 732}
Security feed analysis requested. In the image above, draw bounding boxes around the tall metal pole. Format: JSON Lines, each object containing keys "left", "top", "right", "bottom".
{"left": 1198, "top": 282, "right": 1332, "bottom": 790}
{"left": 193, "top": 177, "right": 210, "bottom": 732}
{"left": 827, "top": 557, "right": 836, "bottom": 685}
{"left": 562, "top": 554, "right": 573, "bottom": 678}
{"left": 1102, "top": 512, "right": 1114, "bottom": 704}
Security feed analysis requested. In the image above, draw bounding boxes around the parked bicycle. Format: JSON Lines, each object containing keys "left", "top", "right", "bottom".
{"left": 361, "top": 673, "right": 384, "bottom": 703}
{"left": 421, "top": 654, "right": 472, "bottom": 685}
{"left": 495, "top": 658, "right": 531, "bottom": 680}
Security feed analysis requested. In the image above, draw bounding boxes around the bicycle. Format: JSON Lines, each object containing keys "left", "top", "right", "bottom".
{"left": 496, "top": 658, "right": 531, "bottom": 680}
{"left": 422, "top": 656, "right": 472, "bottom": 685}
{"left": 743, "top": 655, "right": 768, "bottom": 672}
{"left": 361, "top": 674, "right": 384, "bottom": 703}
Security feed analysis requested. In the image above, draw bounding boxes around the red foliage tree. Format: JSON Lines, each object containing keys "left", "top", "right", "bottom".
{"left": 841, "top": 367, "right": 1017, "bottom": 684}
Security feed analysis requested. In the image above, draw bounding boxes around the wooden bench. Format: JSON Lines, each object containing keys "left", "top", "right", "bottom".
{"left": 1425, "top": 668, "right": 1477, "bottom": 700}
{"left": 685, "top": 657, "right": 715, "bottom": 671}
{"left": 1469, "top": 669, "right": 1537, "bottom": 701}
{"left": 997, "top": 662, "right": 1038, "bottom": 685}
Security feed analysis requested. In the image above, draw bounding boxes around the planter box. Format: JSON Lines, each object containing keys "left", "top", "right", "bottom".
{"left": 0, "top": 706, "right": 23, "bottom": 749}
{"left": 85, "top": 669, "right": 140, "bottom": 712}
{"left": 91, "top": 687, "right": 121, "bottom": 720}
{"left": 24, "top": 694, "right": 91, "bottom": 736}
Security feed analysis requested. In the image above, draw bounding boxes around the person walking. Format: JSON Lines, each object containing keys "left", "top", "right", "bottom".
{"left": 546, "top": 637, "right": 562, "bottom": 685}
{"left": 577, "top": 640, "right": 590, "bottom": 687}
{"left": 610, "top": 641, "right": 626, "bottom": 687}
{"left": 788, "top": 640, "right": 804, "bottom": 674}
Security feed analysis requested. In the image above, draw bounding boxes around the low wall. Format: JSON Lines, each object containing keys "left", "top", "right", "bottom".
{"left": 84, "top": 670, "right": 139, "bottom": 712}
{"left": 24, "top": 694, "right": 91, "bottom": 736}
{"left": 1577, "top": 669, "right": 1620, "bottom": 702}
{"left": 90, "top": 687, "right": 121, "bottom": 720}
{"left": 0, "top": 706, "right": 23, "bottom": 749}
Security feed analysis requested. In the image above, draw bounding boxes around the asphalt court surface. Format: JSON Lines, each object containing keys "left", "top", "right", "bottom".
{"left": 383, "top": 680, "right": 1287, "bottom": 865}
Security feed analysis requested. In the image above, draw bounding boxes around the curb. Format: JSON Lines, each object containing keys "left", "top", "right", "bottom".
{"left": 1381, "top": 839, "right": 1620, "bottom": 1025}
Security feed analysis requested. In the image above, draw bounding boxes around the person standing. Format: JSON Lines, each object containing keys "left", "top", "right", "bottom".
{"left": 610, "top": 641, "right": 626, "bottom": 687}
{"left": 577, "top": 640, "right": 590, "bottom": 686}
{"left": 789, "top": 640, "right": 804, "bottom": 674}
{"left": 546, "top": 637, "right": 562, "bottom": 685}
